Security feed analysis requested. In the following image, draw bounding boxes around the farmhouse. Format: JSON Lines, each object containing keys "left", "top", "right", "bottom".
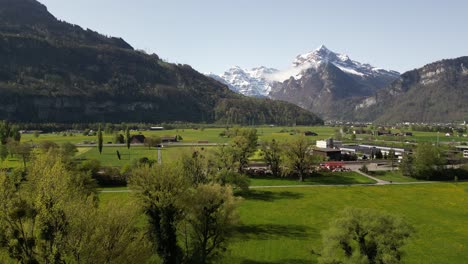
{"left": 313, "top": 148, "right": 342, "bottom": 161}
{"left": 130, "top": 135, "right": 146, "bottom": 144}
{"left": 316, "top": 138, "right": 342, "bottom": 149}
{"left": 161, "top": 136, "right": 178, "bottom": 143}
{"left": 455, "top": 146, "right": 468, "bottom": 158}
{"left": 304, "top": 131, "right": 318, "bottom": 136}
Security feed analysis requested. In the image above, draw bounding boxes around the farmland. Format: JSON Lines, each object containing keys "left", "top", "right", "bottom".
{"left": 99, "top": 182, "right": 468, "bottom": 264}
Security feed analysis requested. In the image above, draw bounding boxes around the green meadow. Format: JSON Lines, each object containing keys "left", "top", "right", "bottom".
{"left": 99, "top": 183, "right": 468, "bottom": 264}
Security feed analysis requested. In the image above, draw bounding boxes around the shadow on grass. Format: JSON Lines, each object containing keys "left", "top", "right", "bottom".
{"left": 241, "top": 258, "right": 310, "bottom": 264}
{"left": 239, "top": 190, "right": 304, "bottom": 202}
{"left": 307, "top": 175, "right": 368, "bottom": 185}
{"left": 234, "top": 224, "right": 312, "bottom": 240}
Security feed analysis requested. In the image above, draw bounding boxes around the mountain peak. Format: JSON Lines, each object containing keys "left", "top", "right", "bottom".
{"left": 315, "top": 44, "right": 331, "bottom": 53}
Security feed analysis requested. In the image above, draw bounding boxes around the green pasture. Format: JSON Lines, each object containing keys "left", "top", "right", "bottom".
{"left": 367, "top": 170, "right": 425, "bottom": 183}
{"left": 99, "top": 183, "right": 468, "bottom": 264}
{"left": 250, "top": 172, "right": 376, "bottom": 186}
{"left": 76, "top": 145, "right": 213, "bottom": 167}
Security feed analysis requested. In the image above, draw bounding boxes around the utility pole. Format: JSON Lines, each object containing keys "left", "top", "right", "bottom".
{"left": 158, "top": 147, "right": 162, "bottom": 165}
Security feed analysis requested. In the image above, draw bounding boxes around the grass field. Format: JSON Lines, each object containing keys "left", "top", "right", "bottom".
{"left": 99, "top": 183, "right": 468, "bottom": 264}
{"left": 250, "top": 172, "right": 376, "bottom": 186}
{"left": 367, "top": 170, "right": 425, "bottom": 183}
{"left": 76, "top": 145, "right": 214, "bottom": 167}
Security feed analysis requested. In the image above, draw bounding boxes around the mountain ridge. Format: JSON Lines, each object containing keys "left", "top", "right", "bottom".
{"left": 0, "top": 0, "right": 323, "bottom": 125}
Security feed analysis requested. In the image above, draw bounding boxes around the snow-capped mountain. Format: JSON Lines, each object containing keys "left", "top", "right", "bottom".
{"left": 207, "top": 66, "right": 278, "bottom": 97}
{"left": 269, "top": 45, "right": 401, "bottom": 120}
{"left": 290, "top": 45, "right": 399, "bottom": 79}
{"left": 208, "top": 45, "right": 399, "bottom": 100}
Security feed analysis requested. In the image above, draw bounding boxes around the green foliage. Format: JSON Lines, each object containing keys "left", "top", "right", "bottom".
{"left": 319, "top": 208, "right": 413, "bottom": 264}
{"left": 0, "top": 151, "right": 92, "bottom": 263}
{"left": 181, "top": 184, "right": 239, "bottom": 264}
{"left": 413, "top": 143, "right": 444, "bottom": 180}
{"left": 114, "top": 133, "right": 125, "bottom": 144}
{"left": 180, "top": 150, "right": 210, "bottom": 186}
{"left": 0, "top": 121, "right": 21, "bottom": 145}
{"left": 215, "top": 169, "right": 250, "bottom": 192}
{"left": 399, "top": 153, "right": 414, "bottom": 176}
{"left": 129, "top": 165, "right": 188, "bottom": 264}
{"left": 98, "top": 124, "right": 103, "bottom": 154}
{"left": 125, "top": 126, "right": 131, "bottom": 150}
{"left": 219, "top": 128, "right": 258, "bottom": 173}
{"left": 261, "top": 139, "right": 283, "bottom": 177}
{"left": 284, "top": 136, "right": 314, "bottom": 182}
{"left": 144, "top": 136, "right": 162, "bottom": 149}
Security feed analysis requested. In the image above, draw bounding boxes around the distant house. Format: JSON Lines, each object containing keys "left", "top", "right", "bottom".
{"left": 130, "top": 135, "right": 146, "bottom": 144}
{"left": 161, "top": 136, "right": 178, "bottom": 143}
{"left": 316, "top": 139, "right": 342, "bottom": 149}
{"left": 150, "top": 127, "right": 164, "bottom": 130}
{"left": 313, "top": 148, "right": 342, "bottom": 161}
{"left": 353, "top": 129, "right": 368, "bottom": 135}
{"left": 304, "top": 131, "right": 318, "bottom": 136}
{"left": 374, "top": 130, "right": 393, "bottom": 136}
{"left": 398, "top": 132, "right": 413, "bottom": 137}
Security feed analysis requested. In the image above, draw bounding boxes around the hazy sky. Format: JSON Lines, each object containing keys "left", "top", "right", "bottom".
{"left": 38, "top": 0, "right": 468, "bottom": 74}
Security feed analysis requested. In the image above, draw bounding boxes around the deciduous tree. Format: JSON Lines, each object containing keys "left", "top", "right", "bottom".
{"left": 284, "top": 136, "right": 314, "bottom": 182}
{"left": 261, "top": 139, "right": 283, "bottom": 177}
{"left": 319, "top": 208, "right": 413, "bottom": 264}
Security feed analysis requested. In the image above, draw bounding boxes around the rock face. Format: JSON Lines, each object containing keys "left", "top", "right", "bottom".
{"left": 354, "top": 57, "right": 468, "bottom": 123}
{"left": 0, "top": 0, "right": 323, "bottom": 125}
{"left": 210, "top": 45, "right": 399, "bottom": 120}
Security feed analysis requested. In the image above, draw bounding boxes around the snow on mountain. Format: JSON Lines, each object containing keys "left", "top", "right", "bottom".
{"left": 289, "top": 45, "right": 399, "bottom": 79}
{"left": 207, "top": 45, "right": 399, "bottom": 97}
{"left": 207, "top": 66, "right": 278, "bottom": 97}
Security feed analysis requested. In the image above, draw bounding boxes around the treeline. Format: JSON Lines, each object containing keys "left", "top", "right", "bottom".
{"left": 214, "top": 98, "right": 323, "bottom": 126}
{"left": 400, "top": 143, "right": 468, "bottom": 181}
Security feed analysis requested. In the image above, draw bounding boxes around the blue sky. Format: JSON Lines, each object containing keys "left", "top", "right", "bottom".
{"left": 39, "top": 0, "right": 468, "bottom": 74}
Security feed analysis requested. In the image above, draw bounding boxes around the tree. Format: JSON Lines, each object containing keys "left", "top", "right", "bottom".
{"left": 388, "top": 149, "right": 396, "bottom": 171}
{"left": 125, "top": 126, "right": 131, "bottom": 150}
{"left": 413, "top": 143, "right": 444, "bottom": 180}
{"left": 261, "top": 139, "right": 283, "bottom": 177}
{"left": 60, "top": 142, "right": 78, "bottom": 158}
{"left": 0, "top": 151, "right": 145, "bottom": 263}
{"left": 0, "top": 151, "right": 95, "bottom": 263}
{"left": 7, "top": 142, "right": 32, "bottom": 169}
{"left": 399, "top": 153, "right": 414, "bottom": 176}
{"left": 129, "top": 165, "right": 189, "bottom": 264}
{"left": 319, "top": 208, "right": 413, "bottom": 264}
{"left": 181, "top": 184, "right": 238, "bottom": 264}
{"left": 284, "top": 136, "right": 314, "bottom": 181}
{"left": 180, "top": 149, "right": 210, "bottom": 186}
{"left": 144, "top": 136, "right": 162, "bottom": 149}
{"left": 98, "top": 124, "right": 103, "bottom": 154}
{"left": 0, "top": 144, "right": 7, "bottom": 162}
{"left": 114, "top": 133, "right": 125, "bottom": 144}
{"left": 66, "top": 201, "right": 152, "bottom": 264}
{"left": 222, "top": 128, "right": 258, "bottom": 173}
